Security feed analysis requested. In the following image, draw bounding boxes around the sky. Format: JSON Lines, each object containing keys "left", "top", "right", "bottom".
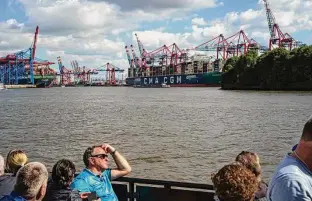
{"left": 0, "top": 0, "right": 311, "bottom": 72}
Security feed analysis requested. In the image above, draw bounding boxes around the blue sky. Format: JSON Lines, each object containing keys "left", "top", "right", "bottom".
{"left": 0, "top": 0, "right": 311, "bottom": 72}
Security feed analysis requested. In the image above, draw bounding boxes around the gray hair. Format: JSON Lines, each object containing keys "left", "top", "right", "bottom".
{"left": 14, "top": 162, "right": 48, "bottom": 199}
{"left": 0, "top": 154, "right": 4, "bottom": 175}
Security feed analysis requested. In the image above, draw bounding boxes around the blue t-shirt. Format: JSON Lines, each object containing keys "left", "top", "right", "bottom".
{"left": 70, "top": 168, "right": 118, "bottom": 201}
{"left": 0, "top": 192, "right": 27, "bottom": 201}
{"left": 267, "top": 154, "right": 312, "bottom": 201}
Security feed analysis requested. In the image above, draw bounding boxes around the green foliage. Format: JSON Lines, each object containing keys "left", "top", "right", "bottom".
{"left": 221, "top": 46, "right": 312, "bottom": 89}
{"left": 223, "top": 56, "right": 239, "bottom": 72}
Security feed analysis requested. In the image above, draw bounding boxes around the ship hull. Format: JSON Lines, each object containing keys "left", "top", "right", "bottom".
{"left": 17, "top": 77, "right": 54, "bottom": 88}
{"left": 35, "top": 79, "right": 53, "bottom": 88}
{"left": 126, "top": 72, "right": 221, "bottom": 87}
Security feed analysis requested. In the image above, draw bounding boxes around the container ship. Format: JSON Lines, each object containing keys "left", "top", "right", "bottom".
{"left": 125, "top": 38, "right": 223, "bottom": 87}
{"left": 125, "top": 55, "right": 223, "bottom": 87}
{"left": 15, "top": 74, "right": 55, "bottom": 88}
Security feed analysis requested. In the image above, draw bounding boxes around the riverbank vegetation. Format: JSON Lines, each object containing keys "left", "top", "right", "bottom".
{"left": 221, "top": 45, "right": 312, "bottom": 90}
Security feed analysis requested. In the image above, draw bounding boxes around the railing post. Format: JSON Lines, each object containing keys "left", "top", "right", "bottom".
{"left": 129, "top": 181, "right": 135, "bottom": 201}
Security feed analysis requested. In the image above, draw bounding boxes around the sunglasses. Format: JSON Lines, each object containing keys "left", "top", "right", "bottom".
{"left": 91, "top": 154, "right": 108, "bottom": 159}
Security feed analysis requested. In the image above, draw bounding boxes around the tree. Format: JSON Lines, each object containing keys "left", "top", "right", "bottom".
{"left": 221, "top": 45, "right": 312, "bottom": 89}
{"left": 222, "top": 56, "right": 239, "bottom": 72}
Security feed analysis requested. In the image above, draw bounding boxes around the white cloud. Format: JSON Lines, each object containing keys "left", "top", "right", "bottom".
{"left": 239, "top": 9, "right": 262, "bottom": 22}
{"left": 251, "top": 31, "right": 270, "bottom": 41}
{"left": 12, "top": 0, "right": 223, "bottom": 37}
{"left": 192, "top": 18, "right": 208, "bottom": 26}
{"left": 1, "top": 0, "right": 311, "bottom": 76}
{"left": 99, "top": 0, "right": 222, "bottom": 10}
{"left": 132, "top": 30, "right": 192, "bottom": 50}
{"left": 0, "top": 20, "right": 33, "bottom": 50}
{"left": 45, "top": 50, "right": 128, "bottom": 71}
{"left": 131, "top": 0, "right": 312, "bottom": 53}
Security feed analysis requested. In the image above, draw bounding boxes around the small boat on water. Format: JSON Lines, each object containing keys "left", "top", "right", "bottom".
{"left": 0, "top": 82, "right": 6, "bottom": 90}
{"left": 161, "top": 83, "right": 170, "bottom": 88}
{"left": 133, "top": 83, "right": 171, "bottom": 88}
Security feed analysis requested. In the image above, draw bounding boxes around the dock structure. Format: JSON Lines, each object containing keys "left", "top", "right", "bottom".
{"left": 0, "top": 26, "right": 56, "bottom": 87}
{"left": 5, "top": 85, "right": 36, "bottom": 89}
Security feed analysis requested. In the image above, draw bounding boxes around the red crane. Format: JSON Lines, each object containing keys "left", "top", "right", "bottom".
{"left": 263, "top": 0, "right": 301, "bottom": 50}
{"left": 220, "top": 30, "right": 259, "bottom": 59}
{"left": 57, "top": 56, "right": 73, "bottom": 86}
{"left": 104, "top": 63, "right": 125, "bottom": 85}
{"left": 194, "top": 34, "right": 228, "bottom": 60}
{"left": 32, "top": 26, "right": 39, "bottom": 59}
{"left": 167, "top": 43, "right": 185, "bottom": 73}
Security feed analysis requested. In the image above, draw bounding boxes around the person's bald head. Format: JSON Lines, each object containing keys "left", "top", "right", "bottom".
{"left": 301, "top": 116, "right": 312, "bottom": 141}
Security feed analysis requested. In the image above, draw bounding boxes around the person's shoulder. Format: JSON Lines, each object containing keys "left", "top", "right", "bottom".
{"left": 271, "top": 170, "right": 307, "bottom": 186}
{"left": 102, "top": 168, "right": 111, "bottom": 174}
{"left": 102, "top": 169, "right": 112, "bottom": 179}
{"left": 0, "top": 174, "right": 16, "bottom": 182}
{"left": 0, "top": 195, "right": 13, "bottom": 201}
{"left": 73, "top": 169, "right": 90, "bottom": 180}
{"left": 269, "top": 173, "right": 312, "bottom": 200}
{"left": 273, "top": 156, "right": 304, "bottom": 177}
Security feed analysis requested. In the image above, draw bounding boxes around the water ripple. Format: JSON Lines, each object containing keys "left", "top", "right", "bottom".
{"left": 0, "top": 87, "right": 312, "bottom": 184}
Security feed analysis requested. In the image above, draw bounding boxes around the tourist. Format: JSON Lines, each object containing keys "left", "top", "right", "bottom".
{"left": 0, "top": 155, "right": 4, "bottom": 176}
{"left": 211, "top": 162, "right": 259, "bottom": 201}
{"left": 0, "top": 150, "right": 28, "bottom": 197}
{"left": 0, "top": 162, "right": 48, "bottom": 201}
{"left": 44, "top": 159, "right": 82, "bottom": 201}
{"left": 267, "top": 117, "right": 312, "bottom": 200}
{"left": 235, "top": 151, "right": 267, "bottom": 199}
{"left": 71, "top": 144, "right": 131, "bottom": 201}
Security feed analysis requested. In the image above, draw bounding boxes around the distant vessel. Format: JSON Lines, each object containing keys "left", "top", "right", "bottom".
{"left": 0, "top": 82, "right": 5, "bottom": 90}
{"left": 133, "top": 83, "right": 171, "bottom": 88}
{"left": 161, "top": 83, "right": 170, "bottom": 88}
{"left": 16, "top": 76, "right": 54, "bottom": 88}
{"left": 127, "top": 72, "right": 221, "bottom": 87}
{"left": 126, "top": 56, "right": 222, "bottom": 87}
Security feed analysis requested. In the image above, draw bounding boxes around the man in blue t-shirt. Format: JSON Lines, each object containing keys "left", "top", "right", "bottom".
{"left": 267, "top": 117, "right": 312, "bottom": 201}
{"left": 71, "top": 144, "right": 131, "bottom": 201}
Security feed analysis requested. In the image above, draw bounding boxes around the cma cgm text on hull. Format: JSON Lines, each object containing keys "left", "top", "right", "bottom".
{"left": 126, "top": 72, "right": 222, "bottom": 87}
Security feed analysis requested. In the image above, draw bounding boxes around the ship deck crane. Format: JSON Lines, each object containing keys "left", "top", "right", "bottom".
{"left": 135, "top": 33, "right": 148, "bottom": 58}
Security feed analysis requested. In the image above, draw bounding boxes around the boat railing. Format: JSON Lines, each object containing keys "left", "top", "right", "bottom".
{"left": 111, "top": 177, "right": 215, "bottom": 201}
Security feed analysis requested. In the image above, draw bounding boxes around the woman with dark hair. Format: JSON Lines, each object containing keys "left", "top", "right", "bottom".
{"left": 44, "top": 159, "right": 82, "bottom": 201}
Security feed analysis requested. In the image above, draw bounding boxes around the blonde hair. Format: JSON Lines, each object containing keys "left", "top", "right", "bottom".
{"left": 6, "top": 150, "right": 28, "bottom": 174}
{"left": 235, "top": 151, "right": 261, "bottom": 181}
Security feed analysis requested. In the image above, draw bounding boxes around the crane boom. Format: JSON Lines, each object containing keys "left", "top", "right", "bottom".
{"left": 135, "top": 33, "right": 144, "bottom": 57}
{"left": 263, "top": 0, "right": 276, "bottom": 38}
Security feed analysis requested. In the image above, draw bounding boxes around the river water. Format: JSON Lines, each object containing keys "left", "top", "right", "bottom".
{"left": 0, "top": 87, "right": 311, "bottom": 184}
